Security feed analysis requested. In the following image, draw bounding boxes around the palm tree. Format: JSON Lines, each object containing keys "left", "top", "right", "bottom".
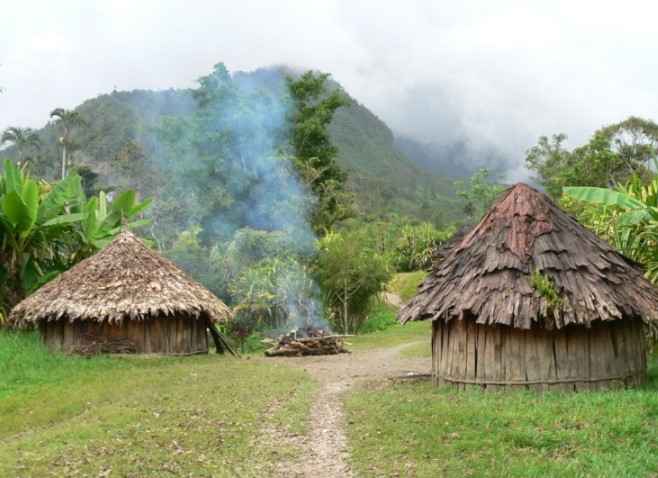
{"left": 50, "top": 108, "right": 86, "bottom": 178}
{"left": 1, "top": 127, "right": 40, "bottom": 165}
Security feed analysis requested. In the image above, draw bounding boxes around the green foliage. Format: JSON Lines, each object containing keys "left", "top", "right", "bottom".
{"left": 337, "top": 216, "right": 455, "bottom": 273}
{"left": 393, "top": 222, "right": 454, "bottom": 271}
{"left": 315, "top": 229, "right": 392, "bottom": 333}
{"left": 287, "top": 71, "right": 353, "bottom": 233}
{"left": 530, "top": 270, "right": 563, "bottom": 309}
{"left": 1, "top": 64, "right": 468, "bottom": 338}
{"left": 1, "top": 127, "right": 40, "bottom": 166}
{"left": 50, "top": 107, "right": 88, "bottom": 178}
{"left": 454, "top": 168, "right": 505, "bottom": 222}
{"left": 235, "top": 331, "right": 268, "bottom": 354}
{"left": 388, "top": 271, "right": 428, "bottom": 302}
{"left": 0, "top": 160, "right": 149, "bottom": 310}
{"left": 527, "top": 117, "right": 658, "bottom": 197}
{"left": 358, "top": 301, "right": 398, "bottom": 334}
{"left": 563, "top": 176, "right": 658, "bottom": 283}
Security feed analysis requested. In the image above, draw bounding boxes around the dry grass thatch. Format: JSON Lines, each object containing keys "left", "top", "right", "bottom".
{"left": 10, "top": 231, "right": 233, "bottom": 327}
{"left": 399, "top": 183, "right": 658, "bottom": 329}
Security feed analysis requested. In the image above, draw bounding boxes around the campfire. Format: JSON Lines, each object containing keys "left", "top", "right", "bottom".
{"left": 264, "top": 325, "right": 350, "bottom": 357}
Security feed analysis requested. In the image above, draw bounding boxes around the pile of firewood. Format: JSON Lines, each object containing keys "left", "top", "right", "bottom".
{"left": 264, "top": 329, "right": 350, "bottom": 357}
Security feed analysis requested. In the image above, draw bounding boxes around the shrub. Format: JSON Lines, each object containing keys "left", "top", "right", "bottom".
{"left": 358, "top": 302, "right": 398, "bottom": 334}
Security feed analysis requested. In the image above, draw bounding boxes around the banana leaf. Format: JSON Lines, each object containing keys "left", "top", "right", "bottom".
{"left": 563, "top": 186, "right": 646, "bottom": 210}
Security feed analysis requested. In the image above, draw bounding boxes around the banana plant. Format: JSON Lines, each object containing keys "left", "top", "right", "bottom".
{"left": 563, "top": 175, "right": 658, "bottom": 282}
{"left": 0, "top": 160, "right": 85, "bottom": 304}
{"left": 72, "top": 190, "right": 151, "bottom": 261}
{"left": 0, "top": 160, "right": 151, "bottom": 310}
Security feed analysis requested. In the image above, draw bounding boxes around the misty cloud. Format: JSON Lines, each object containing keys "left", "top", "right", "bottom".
{"left": 2, "top": 0, "right": 658, "bottom": 177}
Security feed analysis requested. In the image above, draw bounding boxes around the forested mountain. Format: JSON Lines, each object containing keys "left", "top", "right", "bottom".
{"left": 14, "top": 67, "right": 460, "bottom": 224}
{"left": 0, "top": 65, "right": 473, "bottom": 334}
{"left": 394, "top": 134, "right": 512, "bottom": 182}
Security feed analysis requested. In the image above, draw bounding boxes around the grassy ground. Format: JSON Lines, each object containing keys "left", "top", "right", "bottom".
{"left": 346, "top": 359, "right": 658, "bottom": 478}
{"left": 398, "top": 340, "right": 432, "bottom": 358}
{"left": 388, "top": 271, "right": 427, "bottom": 302}
{"left": 354, "top": 270, "right": 432, "bottom": 352}
{"left": 0, "top": 330, "right": 315, "bottom": 477}
{"left": 350, "top": 315, "right": 430, "bottom": 351}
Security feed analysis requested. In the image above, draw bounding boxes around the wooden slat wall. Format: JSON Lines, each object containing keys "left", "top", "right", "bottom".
{"left": 432, "top": 318, "right": 647, "bottom": 391}
{"left": 40, "top": 316, "right": 209, "bottom": 355}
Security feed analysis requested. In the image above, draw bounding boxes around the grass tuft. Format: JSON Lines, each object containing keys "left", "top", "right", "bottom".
{"left": 346, "top": 357, "right": 658, "bottom": 477}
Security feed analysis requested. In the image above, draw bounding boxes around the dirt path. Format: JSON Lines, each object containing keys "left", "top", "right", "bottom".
{"left": 262, "top": 342, "right": 430, "bottom": 477}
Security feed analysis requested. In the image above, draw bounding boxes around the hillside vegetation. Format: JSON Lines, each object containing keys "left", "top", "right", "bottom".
{"left": 20, "top": 69, "right": 459, "bottom": 223}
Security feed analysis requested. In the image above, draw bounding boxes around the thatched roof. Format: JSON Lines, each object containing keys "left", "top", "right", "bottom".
{"left": 431, "top": 224, "right": 472, "bottom": 267}
{"left": 399, "top": 183, "right": 658, "bottom": 329}
{"left": 10, "top": 231, "right": 232, "bottom": 327}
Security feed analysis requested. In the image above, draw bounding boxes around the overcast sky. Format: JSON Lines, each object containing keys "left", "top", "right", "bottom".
{"left": 2, "top": 0, "right": 657, "bottom": 175}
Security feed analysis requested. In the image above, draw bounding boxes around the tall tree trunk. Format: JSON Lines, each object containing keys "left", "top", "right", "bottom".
{"left": 61, "top": 145, "right": 67, "bottom": 179}
{"left": 343, "top": 278, "right": 349, "bottom": 334}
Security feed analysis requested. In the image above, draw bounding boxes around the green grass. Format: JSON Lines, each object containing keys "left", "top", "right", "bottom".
{"left": 346, "top": 359, "right": 658, "bottom": 478}
{"left": 358, "top": 301, "right": 399, "bottom": 334}
{"left": 350, "top": 313, "right": 430, "bottom": 351}
{"left": 0, "top": 330, "right": 124, "bottom": 399}
{"left": 388, "top": 271, "right": 428, "bottom": 302}
{"left": 398, "top": 340, "right": 432, "bottom": 358}
{"left": 0, "top": 330, "right": 315, "bottom": 477}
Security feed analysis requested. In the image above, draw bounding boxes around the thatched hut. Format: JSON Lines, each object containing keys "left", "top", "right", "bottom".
{"left": 431, "top": 224, "right": 472, "bottom": 268}
{"left": 10, "top": 231, "right": 232, "bottom": 355}
{"left": 399, "top": 183, "right": 658, "bottom": 391}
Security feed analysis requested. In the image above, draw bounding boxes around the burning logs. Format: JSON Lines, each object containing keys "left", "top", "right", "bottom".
{"left": 264, "top": 328, "right": 350, "bottom": 357}
{"left": 265, "top": 336, "right": 349, "bottom": 357}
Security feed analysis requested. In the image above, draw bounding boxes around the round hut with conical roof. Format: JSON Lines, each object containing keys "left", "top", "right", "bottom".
{"left": 10, "top": 231, "right": 232, "bottom": 355}
{"left": 399, "top": 183, "right": 658, "bottom": 391}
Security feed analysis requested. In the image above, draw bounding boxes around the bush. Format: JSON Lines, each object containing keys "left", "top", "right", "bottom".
{"left": 316, "top": 229, "right": 392, "bottom": 333}
{"left": 393, "top": 223, "right": 454, "bottom": 272}
{"left": 358, "top": 302, "right": 398, "bottom": 334}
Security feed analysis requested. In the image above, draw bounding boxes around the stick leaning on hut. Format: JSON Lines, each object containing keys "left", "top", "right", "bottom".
{"left": 10, "top": 231, "right": 235, "bottom": 356}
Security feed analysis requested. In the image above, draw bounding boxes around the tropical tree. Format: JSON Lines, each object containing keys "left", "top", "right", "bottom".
{"left": 0, "top": 160, "right": 150, "bottom": 313}
{"left": 287, "top": 71, "right": 353, "bottom": 233}
{"left": 1, "top": 127, "right": 40, "bottom": 165}
{"left": 50, "top": 108, "right": 87, "bottom": 179}
{"left": 315, "top": 230, "right": 391, "bottom": 333}
{"left": 563, "top": 175, "right": 658, "bottom": 282}
{"left": 527, "top": 117, "right": 658, "bottom": 198}
{"left": 454, "top": 168, "right": 505, "bottom": 223}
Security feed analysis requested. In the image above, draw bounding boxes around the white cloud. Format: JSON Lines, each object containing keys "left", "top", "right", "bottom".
{"left": 1, "top": 0, "right": 657, "bottom": 173}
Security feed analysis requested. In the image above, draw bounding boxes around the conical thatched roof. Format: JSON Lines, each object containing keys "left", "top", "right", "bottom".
{"left": 399, "top": 183, "right": 658, "bottom": 329}
{"left": 10, "top": 231, "right": 232, "bottom": 327}
{"left": 431, "top": 224, "right": 472, "bottom": 267}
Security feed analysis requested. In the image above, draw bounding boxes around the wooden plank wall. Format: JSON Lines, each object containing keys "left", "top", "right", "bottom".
{"left": 432, "top": 319, "right": 647, "bottom": 391}
{"left": 41, "top": 316, "right": 209, "bottom": 355}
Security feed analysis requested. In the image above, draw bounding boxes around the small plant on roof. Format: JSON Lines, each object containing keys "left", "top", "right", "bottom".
{"left": 531, "top": 269, "right": 563, "bottom": 310}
